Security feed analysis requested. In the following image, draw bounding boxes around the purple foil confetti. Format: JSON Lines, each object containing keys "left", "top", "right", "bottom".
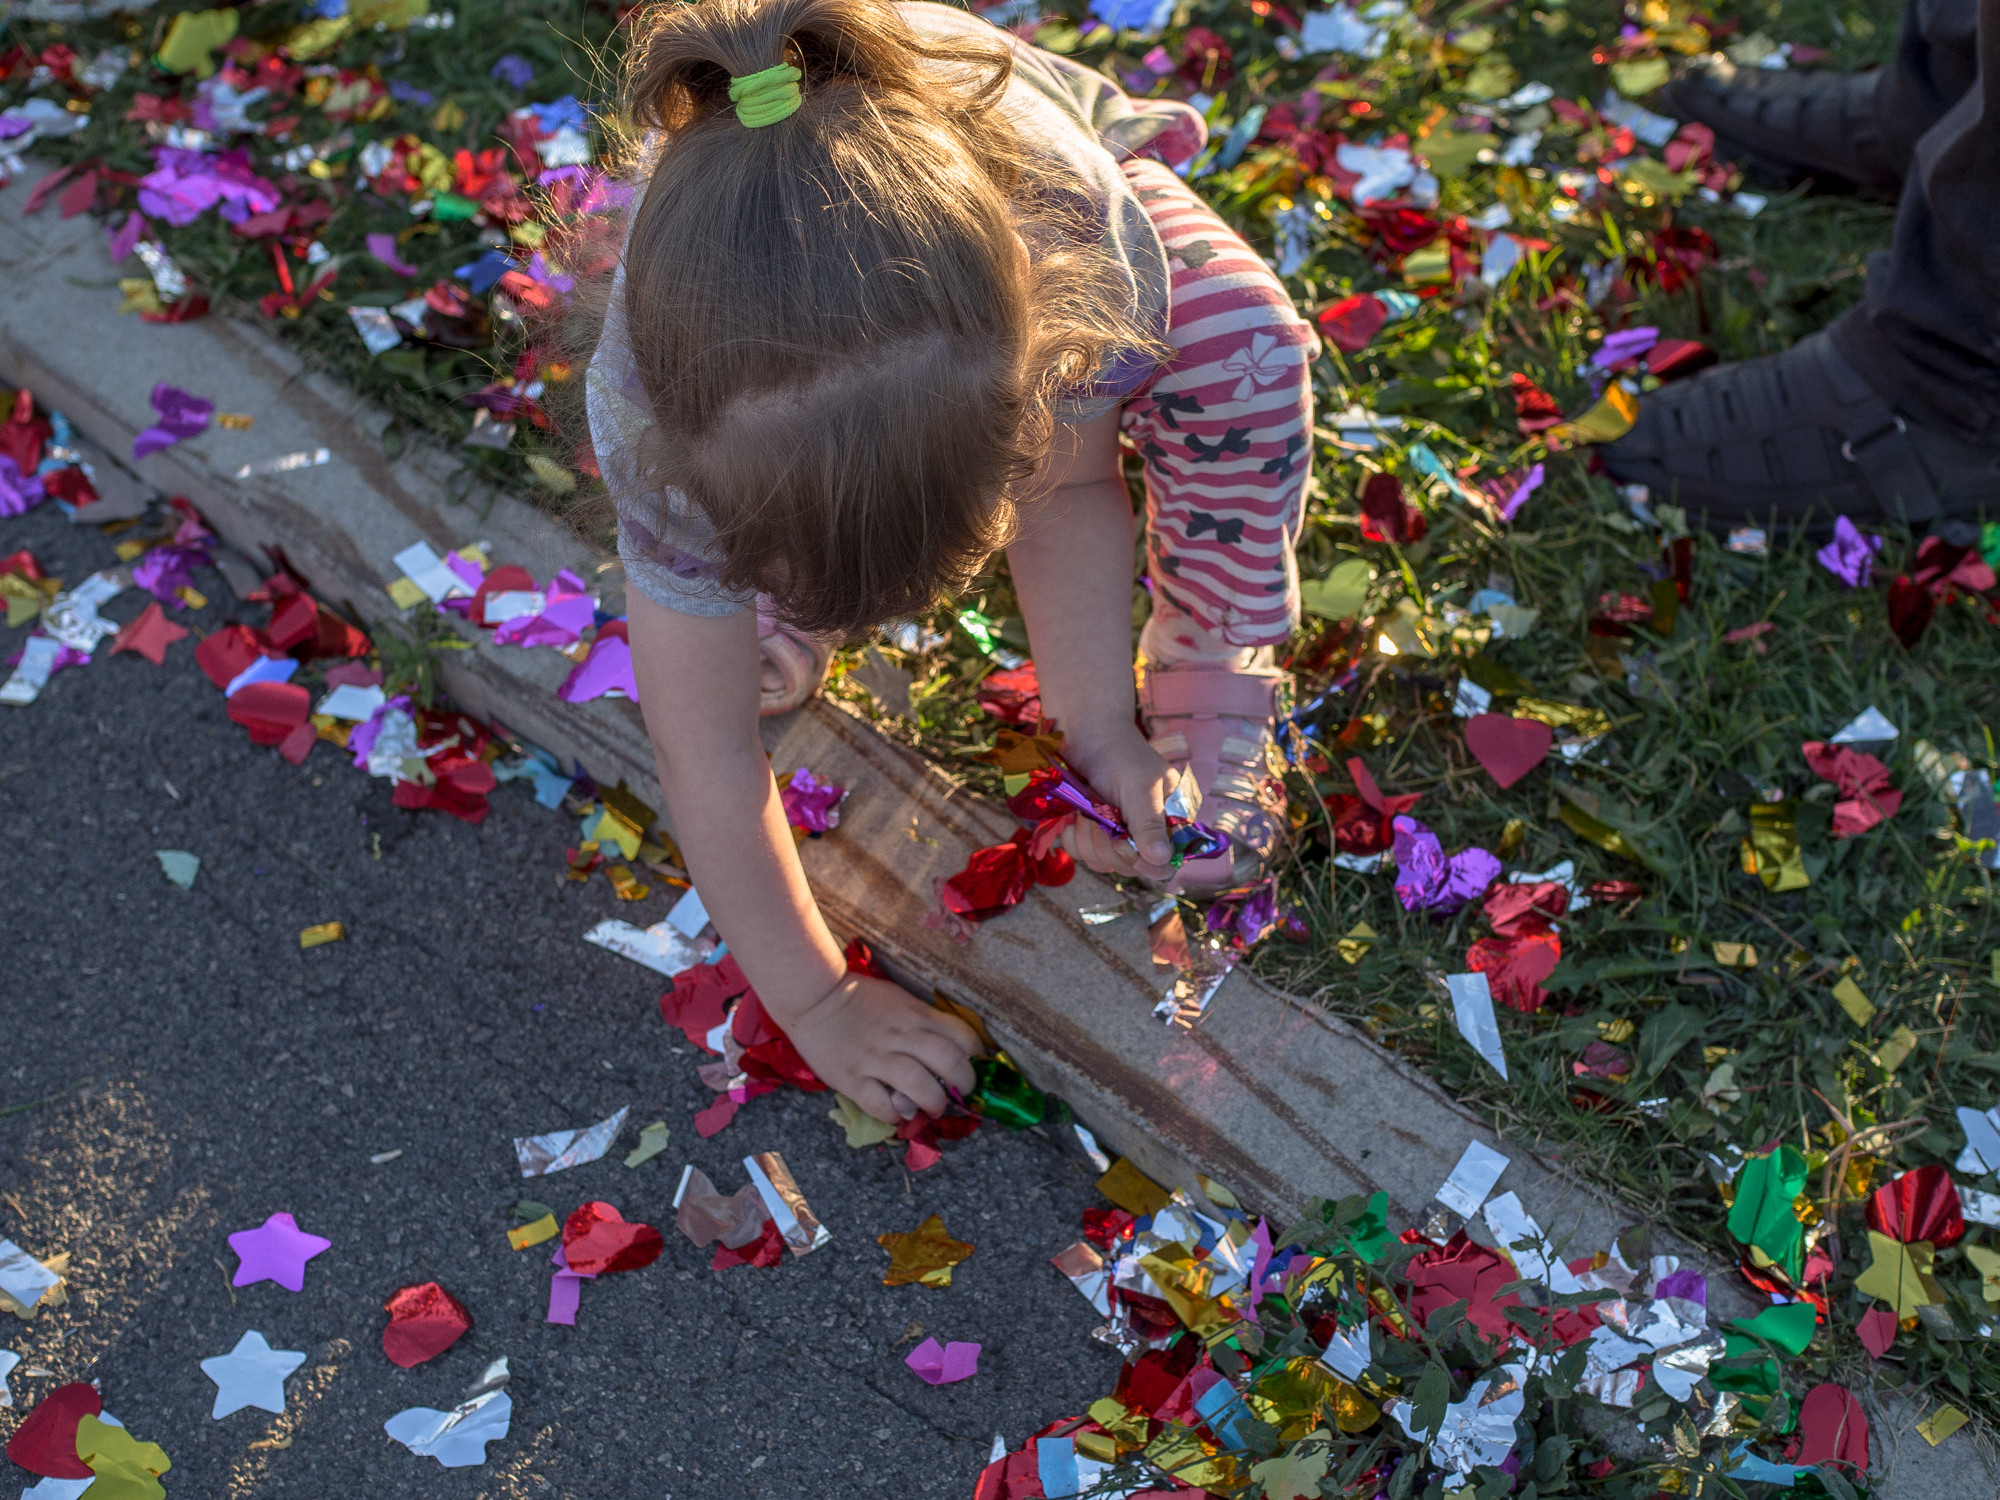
{"left": 1592, "top": 326, "right": 1660, "bottom": 369}
{"left": 347, "top": 693, "right": 413, "bottom": 769}
{"left": 556, "top": 634, "right": 638, "bottom": 704}
{"left": 0, "top": 456, "right": 46, "bottom": 516}
{"left": 1392, "top": 816, "right": 1501, "bottom": 913}
{"left": 1815, "top": 515, "right": 1884, "bottom": 589}
{"left": 1653, "top": 1268, "right": 1707, "bottom": 1305}
{"left": 135, "top": 146, "right": 281, "bottom": 227}
{"left": 1494, "top": 462, "right": 1544, "bottom": 522}
{"left": 133, "top": 542, "right": 210, "bottom": 603}
{"left": 1206, "top": 881, "right": 1279, "bottom": 946}
{"left": 133, "top": 383, "right": 214, "bottom": 460}
{"left": 494, "top": 568, "right": 594, "bottom": 648}
{"left": 779, "top": 767, "right": 846, "bottom": 833}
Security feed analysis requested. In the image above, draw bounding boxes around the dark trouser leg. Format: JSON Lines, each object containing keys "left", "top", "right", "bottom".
{"left": 1877, "top": 0, "right": 1983, "bottom": 164}
{"left": 1835, "top": 0, "right": 2000, "bottom": 435}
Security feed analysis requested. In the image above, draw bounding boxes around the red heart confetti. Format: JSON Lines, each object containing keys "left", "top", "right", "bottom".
{"left": 561, "top": 1201, "right": 665, "bottom": 1276}
{"left": 5, "top": 1382, "right": 101, "bottom": 1478}
{"left": 381, "top": 1280, "right": 474, "bottom": 1368}
{"left": 1465, "top": 714, "right": 1553, "bottom": 789}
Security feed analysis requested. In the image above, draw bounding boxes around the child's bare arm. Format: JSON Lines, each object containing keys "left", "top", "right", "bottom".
{"left": 1007, "top": 411, "right": 1177, "bottom": 880}
{"left": 626, "top": 593, "right": 978, "bottom": 1121}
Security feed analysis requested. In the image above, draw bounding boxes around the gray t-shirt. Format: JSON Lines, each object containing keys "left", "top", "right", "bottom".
{"left": 588, "top": 1, "right": 1202, "bottom": 617}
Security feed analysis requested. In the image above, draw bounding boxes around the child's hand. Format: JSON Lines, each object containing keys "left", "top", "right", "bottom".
{"left": 1056, "top": 722, "right": 1177, "bottom": 882}
{"left": 780, "top": 973, "right": 981, "bottom": 1124}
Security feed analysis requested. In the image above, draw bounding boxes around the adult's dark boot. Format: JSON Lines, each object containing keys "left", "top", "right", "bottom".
{"left": 1597, "top": 327, "right": 2000, "bottom": 534}
{"left": 1658, "top": 58, "right": 1907, "bottom": 198}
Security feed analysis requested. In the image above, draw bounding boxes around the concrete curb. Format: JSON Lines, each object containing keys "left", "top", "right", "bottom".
{"left": 4, "top": 172, "right": 1988, "bottom": 1496}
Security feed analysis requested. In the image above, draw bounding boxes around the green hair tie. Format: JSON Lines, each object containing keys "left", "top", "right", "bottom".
{"left": 728, "top": 63, "right": 802, "bottom": 128}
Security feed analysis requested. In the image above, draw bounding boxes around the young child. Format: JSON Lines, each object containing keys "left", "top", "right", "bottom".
{"left": 589, "top": 0, "right": 1316, "bottom": 1123}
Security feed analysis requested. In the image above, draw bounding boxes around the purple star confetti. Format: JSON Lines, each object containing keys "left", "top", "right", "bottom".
{"left": 228, "top": 1212, "right": 331, "bottom": 1292}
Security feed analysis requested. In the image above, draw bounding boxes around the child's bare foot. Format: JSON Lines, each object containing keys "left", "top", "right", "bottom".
{"left": 777, "top": 972, "right": 980, "bottom": 1124}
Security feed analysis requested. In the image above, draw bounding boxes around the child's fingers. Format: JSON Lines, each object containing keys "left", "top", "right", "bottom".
{"left": 880, "top": 1056, "right": 951, "bottom": 1118}
{"left": 919, "top": 1006, "right": 984, "bottom": 1061}
{"left": 903, "top": 1028, "right": 978, "bottom": 1098}
{"left": 1124, "top": 770, "right": 1173, "bottom": 872}
{"left": 1065, "top": 819, "right": 1138, "bottom": 876}
{"left": 846, "top": 1079, "right": 908, "bottom": 1126}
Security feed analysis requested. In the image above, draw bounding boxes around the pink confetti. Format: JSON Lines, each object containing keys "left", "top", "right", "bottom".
{"left": 366, "top": 232, "right": 418, "bottom": 277}
{"left": 905, "top": 1338, "right": 980, "bottom": 1385}
{"left": 779, "top": 767, "right": 846, "bottom": 833}
{"left": 108, "top": 210, "right": 148, "bottom": 263}
{"left": 547, "top": 1244, "right": 594, "bottom": 1326}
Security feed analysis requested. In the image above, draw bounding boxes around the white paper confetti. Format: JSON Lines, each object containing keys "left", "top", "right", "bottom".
{"left": 1447, "top": 971, "right": 1508, "bottom": 1080}
{"left": 316, "top": 683, "right": 387, "bottom": 722}
{"left": 665, "top": 885, "right": 711, "bottom": 939}
{"left": 582, "top": 919, "right": 704, "bottom": 978}
{"left": 0, "top": 637, "right": 63, "bottom": 707}
{"left": 235, "top": 448, "right": 330, "bottom": 480}
{"left": 1829, "top": 705, "right": 1899, "bottom": 750}
{"left": 200, "top": 1330, "right": 306, "bottom": 1419}
{"left": 1435, "top": 1139, "right": 1511, "bottom": 1219}
{"left": 0, "top": 1240, "right": 61, "bottom": 1312}
{"left": 1481, "top": 1192, "right": 1582, "bottom": 1293}
{"left": 1957, "top": 1104, "right": 2000, "bottom": 1175}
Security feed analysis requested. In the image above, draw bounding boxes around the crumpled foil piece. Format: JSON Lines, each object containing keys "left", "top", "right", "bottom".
{"left": 513, "top": 1106, "right": 629, "bottom": 1177}
{"left": 1050, "top": 1242, "right": 1111, "bottom": 1316}
{"left": 1651, "top": 1334, "right": 1726, "bottom": 1404}
{"left": 744, "top": 1151, "right": 829, "bottom": 1255}
{"left": 671, "top": 1165, "right": 769, "bottom": 1250}
{"left": 42, "top": 572, "right": 123, "bottom": 651}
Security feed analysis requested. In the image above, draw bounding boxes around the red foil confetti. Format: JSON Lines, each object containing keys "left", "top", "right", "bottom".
{"left": 1866, "top": 1165, "right": 1965, "bottom": 1249}
{"left": 560, "top": 1201, "right": 665, "bottom": 1276}
{"left": 381, "top": 1281, "right": 474, "bottom": 1368}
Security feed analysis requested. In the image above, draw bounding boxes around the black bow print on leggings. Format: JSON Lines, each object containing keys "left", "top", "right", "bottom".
{"left": 1185, "top": 427, "right": 1251, "bottom": 463}
{"left": 1185, "top": 511, "right": 1246, "bottom": 544}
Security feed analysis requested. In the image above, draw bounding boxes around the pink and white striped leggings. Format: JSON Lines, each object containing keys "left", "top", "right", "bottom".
{"left": 1119, "top": 157, "right": 1319, "bottom": 653}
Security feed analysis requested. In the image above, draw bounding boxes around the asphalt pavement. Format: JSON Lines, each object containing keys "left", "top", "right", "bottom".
{"left": 0, "top": 494, "right": 1121, "bottom": 1498}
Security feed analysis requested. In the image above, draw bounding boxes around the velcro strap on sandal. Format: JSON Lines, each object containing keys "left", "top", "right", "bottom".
{"left": 1139, "top": 665, "right": 1289, "bottom": 721}
{"left": 1843, "top": 416, "right": 1939, "bottom": 525}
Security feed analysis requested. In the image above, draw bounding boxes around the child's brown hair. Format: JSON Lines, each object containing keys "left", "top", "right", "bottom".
{"left": 614, "top": 0, "right": 1156, "bottom": 637}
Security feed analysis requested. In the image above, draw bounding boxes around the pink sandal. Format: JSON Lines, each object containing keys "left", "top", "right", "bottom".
{"left": 1137, "top": 660, "right": 1293, "bottom": 894}
{"left": 755, "top": 602, "right": 831, "bottom": 717}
